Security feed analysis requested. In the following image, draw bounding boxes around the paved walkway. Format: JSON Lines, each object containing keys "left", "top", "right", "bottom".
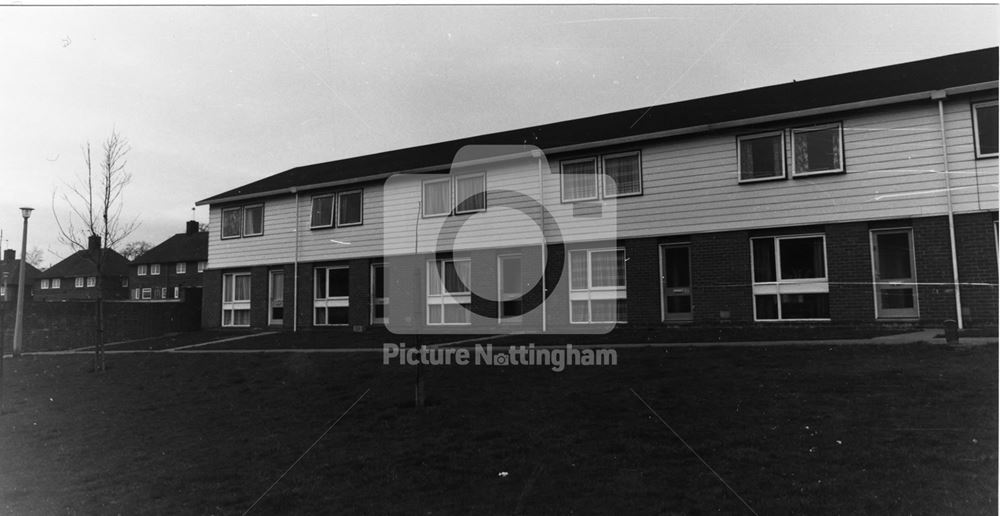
{"left": 3, "top": 329, "right": 994, "bottom": 358}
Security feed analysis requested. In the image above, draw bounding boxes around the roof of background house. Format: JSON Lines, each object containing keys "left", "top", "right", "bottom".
{"left": 0, "top": 260, "right": 41, "bottom": 286}
{"left": 38, "top": 249, "right": 130, "bottom": 279}
{"left": 198, "top": 47, "right": 998, "bottom": 206}
{"left": 132, "top": 231, "right": 208, "bottom": 265}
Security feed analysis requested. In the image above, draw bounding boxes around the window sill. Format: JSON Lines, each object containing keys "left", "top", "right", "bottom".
{"left": 738, "top": 175, "right": 786, "bottom": 184}
{"left": 792, "top": 169, "right": 845, "bottom": 178}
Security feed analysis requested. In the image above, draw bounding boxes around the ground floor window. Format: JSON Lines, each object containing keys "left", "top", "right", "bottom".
{"left": 498, "top": 254, "right": 523, "bottom": 322}
{"left": 371, "top": 263, "right": 387, "bottom": 325}
{"left": 751, "top": 235, "right": 829, "bottom": 320}
{"left": 315, "top": 266, "right": 349, "bottom": 325}
{"left": 222, "top": 272, "right": 251, "bottom": 327}
{"left": 427, "top": 258, "right": 471, "bottom": 325}
{"left": 141, "top": 287, "right": 153, "bottom": 300}
{"left": 569, "top": 248, "right": 627, "bottom": 323}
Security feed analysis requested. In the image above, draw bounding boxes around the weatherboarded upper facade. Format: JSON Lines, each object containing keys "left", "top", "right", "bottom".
{"left": 196, "top": 48, "right": 998, "bottom": 335}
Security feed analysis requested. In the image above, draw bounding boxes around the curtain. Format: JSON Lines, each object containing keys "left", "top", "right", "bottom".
{"left": 590, "top": 250, "right": 625, "bottom": 288}
{"left": 423, "top": 181, "right": 450, "bottom": 215}
{"left": 604, "top": 155, "right": 640, "bottom": 195}
{"left": 569, "top": 251, "right": 588, "bottom": 290}
{"left": 455, "top": 176, "right": 485, "bottom": 212}
{"left": 562, "top": 160, "right": 597, "bottom": 200}
{"left": 311, "top": 196, "right": 333, "bottom": 227}
{"left": 339, "top": 192, "right": 362, "bottom": 224}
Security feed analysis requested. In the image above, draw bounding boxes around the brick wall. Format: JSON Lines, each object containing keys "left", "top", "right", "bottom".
{"left": 827, "top": 222, "right": 875, "bottom": 322}
{"left": 691, "top": 230, "right": 752, "bottom": 324}
{"left": 955, "top": 212, "right": 999, "bottom": 328}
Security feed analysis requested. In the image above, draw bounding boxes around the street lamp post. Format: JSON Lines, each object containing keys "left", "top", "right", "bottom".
{"left": 12, "top": 207, "right": 33, "bottom": 357}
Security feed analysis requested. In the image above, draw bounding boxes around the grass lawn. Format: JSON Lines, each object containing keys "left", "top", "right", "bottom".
{"left": 0, "top": 343, "right": 995, "bottom": 515}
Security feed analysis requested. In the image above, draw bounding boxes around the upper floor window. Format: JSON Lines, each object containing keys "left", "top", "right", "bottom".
{"left": 973, "top": 100, "right": 998, "bottom": 158}
{"left": 310, "top": 194, "right": 335, "bottom": 229}
{"left": 121, "top": 277, "right": 128, "bottom": 288}
{"left": 75, "top": 277, "right": 84, "bottom": 288}
{"left": 560, "top": 158, "right": 599, "bottom": 202}
{"left": 602, "top": 152, "right": 643, "bottom": 198}
{"left": 454, "top": 174, "right": 486, "bottom": 214}
{"left": 137, "top": 264, "right": 147, "bottom": 276}
{"left": 197, "top": 261, "right": 206, "bottom": 273}
{"left": 150, "top": 264, "right": 161, "bottom": 276}
{"left": 738, "top": 131, "right": 785, "bottom": 182}
{"left": 176, "top": 263, "right": 186, "bottom": 274}
{"left": 337, "top": 190, "right": 364, "bottom": 226}
{"left": 222, "top": 203, "right": 264, "bottom": 239}
{"left": 52, "top": 278, "right": 61, "bottom": 289}
{"left": 40, "top": 279, "right": 50, "bottom": 289}
{"left": 86, "top": 276, "right": 96, "bottom": 287}
{"left": 422, "top": 178, "right": 452, "bottom": 217}
{"left": 792, "top": 123, "right": 844, "bottom": 176}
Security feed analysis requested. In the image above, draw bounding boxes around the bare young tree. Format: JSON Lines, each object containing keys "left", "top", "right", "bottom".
{"left": 53, "top": 130, "right": 139, "bottom": 372}
{"left": 24, "top": 247, "right": 46, "bottom": 269}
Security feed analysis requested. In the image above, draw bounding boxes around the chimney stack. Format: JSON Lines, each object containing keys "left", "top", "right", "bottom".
{"left": 3, "top": 249, "right": 14, "bottom": 262}
{"left": 88, "top": 234, "right": 101, "bottom": 251}
{"left": 186, "top": 220, "right": 199, "bottom": 235}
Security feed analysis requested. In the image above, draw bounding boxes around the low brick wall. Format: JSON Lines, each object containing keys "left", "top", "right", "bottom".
{"left": 0, "top": 291, "right": 202, "bottom": 352}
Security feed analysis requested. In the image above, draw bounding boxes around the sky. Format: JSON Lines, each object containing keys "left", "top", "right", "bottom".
{"left": 0, "top": 4, "right": 996, "bottom": 268}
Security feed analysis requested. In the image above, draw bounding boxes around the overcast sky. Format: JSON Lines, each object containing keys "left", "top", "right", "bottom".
{"left": 1, "top": 4, "right": 996, "bottom": 267}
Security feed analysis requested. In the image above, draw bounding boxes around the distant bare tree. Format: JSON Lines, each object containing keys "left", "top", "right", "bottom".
{"left": 52, "top": 130, "right": 139, "bottom": 372}
{"left": 121, "top": 241, "right": 153, "bottom": 261}
{"left": 24, "top": 247, "right": 46, "bottom": 269}
{"left": 198, "top": 222, "right": 209, "bottom": 232}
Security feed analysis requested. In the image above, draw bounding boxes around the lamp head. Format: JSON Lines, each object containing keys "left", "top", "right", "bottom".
{"left": 19, "top": 207, "right": 33, "bottom": 219}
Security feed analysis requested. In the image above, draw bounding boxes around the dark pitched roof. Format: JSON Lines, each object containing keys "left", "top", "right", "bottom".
{"left": 132, "top": 231, "right": 208, "bottom": 265}
{"left": 198, "top": 47, "right": 998, "bottom": 205}
{"left": 0, "top": 260, "right": 41, "bottom": 286}
{"left": 39, "top": 249, "right": 130, "bottom": 279}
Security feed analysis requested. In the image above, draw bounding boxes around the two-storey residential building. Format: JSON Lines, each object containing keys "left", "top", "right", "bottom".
{"left": 196, "top": 48, "right": 999, "bottom": 337}
{"left": 34, "top": 235, "right": 130, "bottom": 301}
{"left": 129, "top": 220, "right": 208, "bottom": 302}
{"left": 0, "top": 249, "right": 41, "bottom": 302}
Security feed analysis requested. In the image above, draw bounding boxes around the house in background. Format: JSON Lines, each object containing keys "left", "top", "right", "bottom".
{"left": 195, "top": 47, "right": 998, "bottom": 335}
{"left": 34, "top": 235, "right": 130, "bottom": 301}
{"left": 129, "top": 220, "right": 208, "bottom": 301}
{"left": 0, "top": 249, "right": 41, "bottom": 302}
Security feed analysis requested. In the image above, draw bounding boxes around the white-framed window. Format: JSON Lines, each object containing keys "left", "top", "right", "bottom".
{"left": 498, "top": 254, "right": 523, "bottom": 322}
{"left": 337, "top": 190, "right": 364, "bottom": 226}
{"left": 751, "top": 234, "right": 829, "bottom": 321}
{"left": 602, "top": 151, "right": 643, "bottom": 198}
{"left": 41, "top": 279, "right": 50, "bottom": 289}
{"left": 133, "top": 288, "right": 140, "bottom": 300}
{"left": 137, "top": 264, "right": 148, "bottom": 276}
{"left": 222, "top": 273, "right": 251, "bottom": 327}
{"left": 454, "top": 173, "right": 486, "bottom": 214}
{"left": 243, "top": 204, "right": 264, "bottom": 236}
{"left": 314, "top": 266, "right": 349, "bottom": 326}
{"left": 371, "top": 263, "right": 387, "bottom": 325}
{"left": 86, "top": 276, "right": 96, "bottom": 287}
{"left": 561, "top": 157, "right": 599, "bottom": 202}
{"left": 422, "top": 178, "right": 452, "bottom": 217}
{"left": 174, "top": 286, "right": 180, "bottom": 299}
{"left": 176, "top": 262, "right": 186, "bottom": 274}
{"left": 160, "top": 287, "right": 167, "bottom": 299}
{"left": 427, "top": 258, "right": 471, "bottom": 325}
{"left": 222, "top": 204, "right": 264, "bottom": 238}
{"left": 973, "top": 100, "right": 998, "bottom": 158}
{"left": 792, "top": 123, "right": 844, "bottom": 176}
{"left": 197, "top": 261, "right": 206, "bottom": 273}
{"left": 75, "top": 277, "right": 84, "bottom": 288}
{"left": 141, "top": 287, "right": 152, "bottom": 300}
{"left": 310, "top": 194, "right": 335, "bottom": 229}
{"left": 221, "top": 206, "right": 243, "bottom": 239}
{"left": 568, "top": 248, "right": 627, "bottom": 323}
{"left": 51, "top": 278, "right": 61, "bottom": 289}
{"left": 150, "top": 264, "right": 160, "bottom": 276}
{"left": 738, "top": 131, "right": 786, "bottom": 182}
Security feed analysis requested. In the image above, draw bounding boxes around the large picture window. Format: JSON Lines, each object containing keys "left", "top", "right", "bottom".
{"left": 973, "top": 100, "right": 998, "bottom": 158}
{"left": 792, "top": 123, "right": 844, "bottom": 176}
{"left": 315, "top": 266, "right": 349, "bottom": 326}
{"left": 751, "top": 235, "right": 829, "bottom": 321}
{"left": 561, "top": 158, "right": 599, "bottom": 202}
{"left": 738, "top": 131, "right": 785, "bottom": 182}
{"left": 222, "top": 273, "right": 251, "bottom": 327}
{"left": 337, "top": 190, "right": 364, "bottom": 226}
{"left": 602, "top": 151, "right": 642, "bottom": 198}
{"left": 427, "top": 258, "right": 471, "bottom": 325}
{"left": 568, "top": 248, "right": 627, "bottom": 323}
